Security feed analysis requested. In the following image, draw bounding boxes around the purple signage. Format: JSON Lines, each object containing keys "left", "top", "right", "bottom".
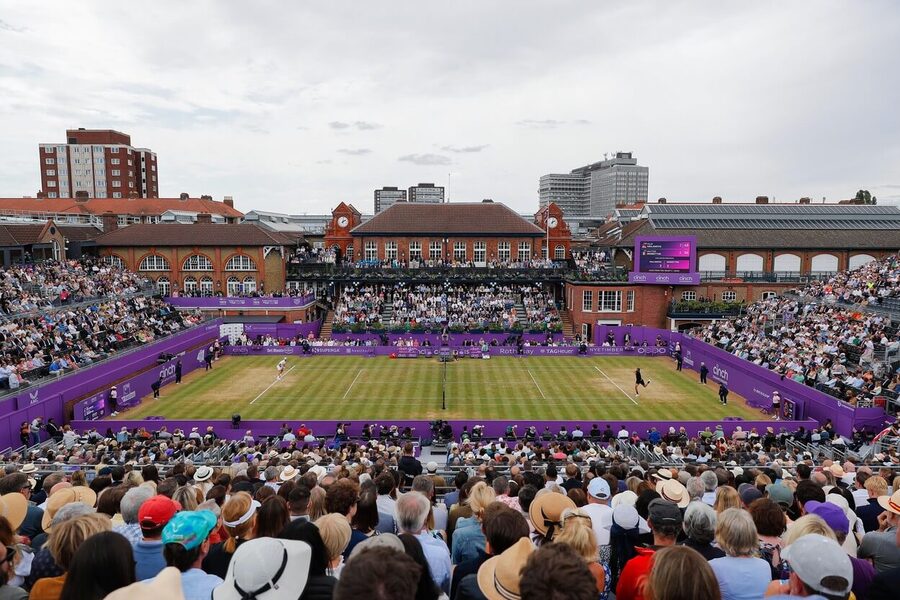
{"left": 165, "top": 295, "right": 315, "bottom": 309}
{"left": 629, "top": 236, "right": 699, "bottom": 285}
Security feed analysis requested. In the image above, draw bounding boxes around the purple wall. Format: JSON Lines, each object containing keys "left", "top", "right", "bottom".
{"left": 223, "top": 345, "right": 672, "bottom": 358}
{"left": 241, "top": 322, "right": 322, "bottom": 339}
{"left": 330, "top": 333, "right": 565, "bottom": 345}
{"left": 165, "top": 295, "right": 315, "bottom": 309}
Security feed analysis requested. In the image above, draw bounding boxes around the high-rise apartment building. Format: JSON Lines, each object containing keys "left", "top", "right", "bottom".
{"left": 408, "top": 183, "right": 444, "bottom": 204}
{"left": 38, "top": 129, "right": 158, "bottom": 199}
{"left": 539, "top": 152, "right": 648, "bottom": 219}
{"left": 374, "top": 186, "right": 408, "bottom": 213}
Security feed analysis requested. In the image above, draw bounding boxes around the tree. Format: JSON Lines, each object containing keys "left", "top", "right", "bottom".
{"left": 854, "top": 189, "right": 878, "bottom": 205}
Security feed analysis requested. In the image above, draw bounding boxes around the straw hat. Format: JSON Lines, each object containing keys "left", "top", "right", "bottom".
{"left": 476, "top": 538, "right": 534, "bottom": 600}
{"left": 611, "top": 490, "right": 639, "bottom": 509}
{"left": 529, "top": 492, "right": 576, "bottom": 540}
{"left": 878, "top": 490, "right": 900, "bottom": 516}
{"left": 41, "top": 486, "right": 98, "bottom": 532}
{"left": 108, "top": 567, "right": 184, "bottom": 600}
{"left": 280, "top": 466, "right": 299, "bottom": 482}
{"left": 655, "top": 479, "right": 690, "bottom": 508}
{"left": 0, "top": 493, "right": 28, "bottom": 531}
{"left": 194, "top": 466, "right": 214, "bottom": 483}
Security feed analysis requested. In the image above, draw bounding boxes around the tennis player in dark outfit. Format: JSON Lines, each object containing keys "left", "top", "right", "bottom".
{"left": 634, "top": 368, "right": 651, "bottom": 396}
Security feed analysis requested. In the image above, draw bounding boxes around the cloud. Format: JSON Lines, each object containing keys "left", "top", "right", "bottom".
{"left": 354, "top": 121, "right": 381, "bottom": 130}
{"left": 328, "top": 121, "right": 351, "bottom": 129}
{"left": 440, "top": 144, "right": 489, "bottom": 153}
{"left": 329, "top": 120, "right": 382, "bottom": 131}
{"left": 573, "top": 119, "right": 592, "bottom": 125}
{"left": 0, "top": 19, "right": 25, "bottom": 33}
{"left": 399, "top": 153, "right": 453, "bottom": 166}
{"left": 338, "top": 148, "right": 372, "bottom": 155}
{"left": 515, "top": 119, "right": 591, "bottom": 128}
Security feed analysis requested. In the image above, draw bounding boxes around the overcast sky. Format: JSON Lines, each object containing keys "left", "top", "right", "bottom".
{"left": 0, "top": 1, "right": 898, "bottom": 214}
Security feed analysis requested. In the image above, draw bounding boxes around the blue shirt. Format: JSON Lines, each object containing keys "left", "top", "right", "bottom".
{"left": 415, "top": 532, "right": 451, "bottom": 593}
{"left": 451, "top": 516, "right": 485, "bottom": 566}
{"left": 444, "top": 491, "right": 459, "bottom": 510}
{"left": 172, "top": 568, "right": 223, "bottom": 600}
{"left": 133, "top": 540, "right": 166, "bottom": 581}
{"left": 710, "top": 556, "right": 772, "bottom": 600}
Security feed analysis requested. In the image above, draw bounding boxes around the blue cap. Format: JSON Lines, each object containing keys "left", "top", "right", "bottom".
{"left": 162, "top": 510, "right": 218, "bottom": 550}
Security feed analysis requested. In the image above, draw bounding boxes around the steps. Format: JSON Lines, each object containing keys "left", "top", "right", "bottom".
{"left": 560, "top": 309, "right": 576, "bottom": 339}
{"left": 319, "top": 310, "right": 334, "bottom": 340}
{"left": 514, "top": 295, "right": 527, "bottom": 326}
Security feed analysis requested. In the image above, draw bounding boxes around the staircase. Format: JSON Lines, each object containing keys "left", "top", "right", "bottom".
{"left": 514, "top": 295, "right": 527, "bottom": 326}
{"left": 560, "top": 309, "right": 576, "bottom": 339}
{"left": 319, "top": 310, "right": 334, "bottom": 340}
{"left": 381, "top": 303, "right": 394, "bottom": 324}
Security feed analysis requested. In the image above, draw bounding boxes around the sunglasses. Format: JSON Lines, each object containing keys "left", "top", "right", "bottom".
{"left": 2, "top": 546, "right": 16, "bottom": 564}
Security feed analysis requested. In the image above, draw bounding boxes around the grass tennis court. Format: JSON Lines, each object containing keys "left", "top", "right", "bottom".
{"left": 118, "top": 356, "right": 763, "bottom": 422}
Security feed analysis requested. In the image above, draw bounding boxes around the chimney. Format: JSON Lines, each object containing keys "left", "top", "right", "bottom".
{"left": 223, "top": 196, "right": 234, "bottom": 208}
{"left": 755, "top": 196, "right": 769, "bottom": 204}
{"left": 200, "top": 195, "right": 213, "bottom": 201}
{"left": 36, "top": 191, "right": 46, "bottom": 199}
{"left": 657, "top": 197, "right": 667, "bottom": 204}
{"left": 799, "top": 197, "right": 811, "bottom": 204}
{"left": 196, "top": 213, "right": 212, "bottom": 224}
{"left": 102, "top": 211, "right": 118, "bottom": 232}
{"left": 179, "top": 193, "right": 189, "bottom": 201}
{"left": 74, "top": 191, "right": 90, "bottom": 202}
{"left": 712, "top": 196, "right": 723, "bottom": 204}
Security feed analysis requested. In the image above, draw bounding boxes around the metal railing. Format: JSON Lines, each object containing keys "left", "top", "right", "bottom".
{"left": 699, "top": 271, "right": 838, "bottom": 283}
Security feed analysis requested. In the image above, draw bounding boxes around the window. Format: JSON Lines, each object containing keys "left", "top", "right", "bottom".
{"left": 46, "top": 169, "right": 55, "bottom": 176}
{"left": 761, "top": 291, "right": 777, "bottom": 300}
{"left": 554, "top": 245, "right": 565, "bottom": 260}
{"left": 409, "top": 241, "right": 422, "bottom": 261}
{"left": 110, "top": 148, "right": 119, "bottom": 154}
{"left": 242, "top": 276, "right": 257, "bottom": 294}
{"left": 681, "top": 291, "right": 697, "bottom": 301}
{"left": 364, "top": 241, "right": 377, "bottom": 261}
{"left": 473, "top": 241, "right": 486, "bottom": 263}
{"left": 429, "top": 241, "right": 442, "bottom": 260}
{"left": 146, "top": 216, "right": 160, "bottom": 224}
{"left": 627, "top": 290, "right": 635, "bottom": 312}
{"left": 453, "top": 242, "right": 466, "bottom": 262}
{"left": 183, "top": 255, "right": 213, "bottom": 271}
{"left": 226, "top": 276, "right": 242, "bottom": 296}
{"left": 112, "top": 169, "right": 121, "bottom": 176}
{"left": 102, "top": 255, "right": 125, "bottom": 269}
{"left": 582, "top": 290, "right": 593, "bottom": 312}
{"left": 44, "top": 158, "right": 55, "bottom": 165}
{"left": 112, "top": 192, "right": 122, "bottom": 199}
{"left": 139, "top": 255, "right": 170, "bottom": 271}
{"left": 385, "top": 241, "right": 398, "bottom": 260}
{"left": 200, "top": 277, "right": 214, "bottom": 296}
{"left": 498, "top": 242, "right": 511, "bottom": 261}
{"left": 721, "top": 291, "right": 737, "bottom": 302}
{"left": 128, "top": 181, "right": 135, "bottom": 188}
{"left": 599, "top": 290, "right": 622, "bottom": 312}
{"left": 156, "top": 277, "right": 170, "bottom": 296}
{"left": 110, "top": 158, "right": 120, "bottom": 165}
{"left": 46, "top": 181, "right": 56, "bottom": 187}
{"left": 44, "top": 147, "right": 54, "bottom": 154}
{"left": 518, "top": 242, "right": 531, "bottom": 259}
{"left": 225, "top": 255, "right": 257, "bottom": 271}
{"left": 183, "top": 277, "right": 198, "bottom": 294}
{"left": 48, "top": 192, "right": 57, "bottom": 198}
{"left": 112, "top": 180, "right": 121, "bottom": 188}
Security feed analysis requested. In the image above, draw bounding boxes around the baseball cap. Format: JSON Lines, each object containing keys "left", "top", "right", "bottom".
{"left": 648, "top": 499, "right": 682, "bottom": 526}
{"left": 213, "top": 538, "right": 311, "bottom": 600}
{"left": 139, "top": 495, "right": 182, "bottom": 530}
{"left": 162, "top": 510, "right": 218, "bottom": 550}
{"left": 765, "top": 483, "right": 794, "bottom": 507}
{"left": 805, "top": 501, "right": 849, "bottom": 535}
{"left": 739, "top": 484, "right": 763, "bottom": 506}
{"left": 781, "top": 534, "right": 853, "bottom": 596}
{"left": 587, "top": 477, "right": 611, "bottom": 500}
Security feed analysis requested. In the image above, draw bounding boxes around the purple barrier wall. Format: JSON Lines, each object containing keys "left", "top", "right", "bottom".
{"left": 165, "top": 295, "right": 315, "bottom": 309}
{"left": 71, "top": 419, "right": 816, "bottom": 442}
{"left": 0, "top": 321, "right": 222, "bottom": 449}
{"left": 224, "top": 345, "right": 673, "bottom": 358}
{"left": 242, "top": 322, "right": 322, "bottom": 339}
{"left": 330, "top": 333, "right": 565, "bottom": 345}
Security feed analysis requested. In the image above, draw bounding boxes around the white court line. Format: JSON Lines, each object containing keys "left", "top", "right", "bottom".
{"left": 594, "top": 366, "right": 639, "bottom": 405}
{"left": 343, "top": 369, "right": 365, "bottom": 399}
{"left": 250, "top": 364, "right": 296, "bottom": 404}
{"left": 527, "top": 369, "right": 547, "bottom": 400}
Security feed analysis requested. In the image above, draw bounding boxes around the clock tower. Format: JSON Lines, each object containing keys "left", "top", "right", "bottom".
{"left": 535, "top": 202, "right": 571, "bottom": 260}
{"left": 323, "top": 202, "right": 362, "bottom": 261}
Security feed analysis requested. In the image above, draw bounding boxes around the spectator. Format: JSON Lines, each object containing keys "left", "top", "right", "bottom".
{"left": 333, "top": 546, "right": 420, "bottom": 600}
{"left": 681, "top": 502, "right": 725, "bottom": 561}
{"left": 31, "top": 513, "right": 111, "bottom": 600}
{"left": 254, "top": 496, "right": 290, "bottom": 539}
{"left": 135, "top": 494, "right": 181, "bottom": 580}
{"left": 0, "top": 474, "right": 43, "bottom": 539}
{"left": 858, "top": 476, "right": 888, "bottom": 532}
{"left": 325, "top": 479, "right": 366, "bottom": 558}
{"left": 709, "top": 508, "right": 772, "bottom": 600}
{"left": 159, "top": 510, "right": 221, "bottom": 600}
{"left": 643, "top": 546, "right": 720, "bottom": 600}
{"left": 451, "top": 504, "right": 528, "bottom": 600}
{"left": 396, "top": 491, "right": 451, "bottom": 593}
{"left": 399, "top": 534, "right": 442, "bottom": 600}
{"left": 314, "top": 513, "right": 351, "bottom": 579}
{"left": 288, "top": 485, "right": 311, "bottom": 523}
{"left": 581, "top": 476, "right": 613, "bottom": 562}
{"left": 452, "top": 481, "right": 496, "bottom": 564}
{"left": 748, "top": 498, "right": 788, "bottom": 579}
{"left": 699, "top": 471, "right": 718, "bottom": 505}
{"left": 520, "top": 542, "right": 596, "bottom": 600}
{"left": 399, "top": 443, "right": 423, "bottom": 484}
{"left": 59, "top": 531, "right": 135, "bottom": 600}
{"left": 764, "top": 534, "right": 853, "bottom": 599}
{"left": 714, "top": 486, "right": 742, "bottom": 514}
{"left": 858, "top": 489, "right": 900, "bottom": 572}
{"left": 116, "top": 486, "right": 154, "bottom": 546}
{"left": 0, "top": 544, "right": 26, "bottom": 600}
{"left": 528, "top": 491, "right": 576, "bottom": 545}
{"left": 277, "top": 520, "right": 338, "bottom": 600}
{"left": 556, "top": 508, "right": 610, "bottom": 598}
{"left": 212, "top": 537, "right": 313, "bottom": 600}
{"left": 202, "top": 492, "right": 259, "bottom": 579}
{"left": 805, "top": 501, "right": 876, "bottom": 598}
{"left": 616, "top": 500, "right": 682, "bottom": 600}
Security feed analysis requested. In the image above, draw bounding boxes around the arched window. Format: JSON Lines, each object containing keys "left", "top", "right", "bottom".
{"left": 102, "top": 255, "right": 125, "bottom": 269}
{"left": 242, "top": 276, "right": 257, "bottom": 294}
{"left": 225, "top": 255, "right": 256, "bottom": 271}
{"left": 698, "top": 253, "right": 726, "bottom": 272}
{"left": 183, "top": 277, "right": 198, "bottom": 294}
{"left": 773, "top": 253, "right": 801, "bottom": 273}
{"left": 183, "top": 254, "right": 213, "bottom": 271}
{"left": 554, "top": 245, "right": 566, "bottom": 260}
{"left": 156, "top": 277, "right": 170, "bottom": 296}
{"left": 849, "top": 254, "right": 875, "bottom": 270}
{"left": 226, "top": 276, "right": 242, "bottom": 296}
{"left": 199, "top": 277, "right": 214, "bottom": 296}
{"left": 139, "top": 255, "right": 170, "bottom": 271}
{"left": 811, "top": 254, "right": 839, "bottom": 273}
{"left": 735, "top": 253, "right": 764, "bottom": 272}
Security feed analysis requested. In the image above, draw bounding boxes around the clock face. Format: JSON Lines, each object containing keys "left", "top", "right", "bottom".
{"left": 547, "top": 217, "right": 558, "bottom": 229}
{"left": 337, "top": 216, "right": 349, "bottom": 228}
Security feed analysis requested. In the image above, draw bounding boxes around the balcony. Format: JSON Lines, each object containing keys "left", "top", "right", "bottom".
{"left": 699, "top": 271, "right": 837, "bottom": 283}
{"left": 667, "top": 300, "right": 746, "bottom": 319}
{"left": 288, "top": 263, "right": 592, "bottom": 283}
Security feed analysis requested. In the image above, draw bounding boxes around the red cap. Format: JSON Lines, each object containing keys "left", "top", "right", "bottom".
{"left": 138, "top": 495, "right": 182, "bottom": 529}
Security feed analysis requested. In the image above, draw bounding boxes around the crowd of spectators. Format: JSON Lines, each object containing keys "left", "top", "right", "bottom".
{"left": 696, "top": 254, "right": 900, "bottom": 407}
{"left": 1, "top": 421, "right": 900, "bottom": 600}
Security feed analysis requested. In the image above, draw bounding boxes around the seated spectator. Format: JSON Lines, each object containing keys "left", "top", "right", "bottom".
{"left": 616, "top": 500, "right": 682, "bottom": 600}
{"left": 135, "top": 494, "right": 181, "bottom": 580}
{"left": 764, "top": 534, "right": 854, "bottom": 599}
{"left": 396, "top": 491, "right": 451, "bottom": 593}
{"left": 858, "top": 489, "right": 900, "bottom": 573}
{"left": 59, "top": 531, "right": 134, "bottom": 600}
{"left": 277, "top": 519, "right": 338, "bottom": 599}
{"left": 520, "top": 542, "right": 596, "bottom": 600}
{"left": 680, "top": 502, "right": 725, "bottom": 561}
{"left": 452, "top": 481, "right": 496, "bottom": 564}
{"left": 643, "top": 546, "right": 721, "bottom": 600}
{"left": 709, "top": 508, "right": 772, "bottom": 600}
{"left": 212, "top": 537, "right": 313, "bottom": 600}
{"left": 556, "top": 508, "right": 610, "bottom": 597}
{"left": 31, "top": 513, "right": 111, "bottom": 600}
{"left": 314, "top": 513, "right": 351, "bottom": 579}
{"left": 159, "top": 510, "right": 222, "bottom": 600}
{"left": 333, "top": 546, "right": 421, "bottom": 600}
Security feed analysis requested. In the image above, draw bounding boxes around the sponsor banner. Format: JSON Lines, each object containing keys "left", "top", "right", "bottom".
{"left": 165, "top": 295, "right": 315, "bottom": 309}
{"left": 628, "top": 272, "right": 700, "bottom": 285}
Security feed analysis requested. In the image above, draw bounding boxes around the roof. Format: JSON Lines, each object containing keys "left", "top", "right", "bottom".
{"left": 351, "top": 202, "right": 545, "bottom": 236}
{"left": 616, "top": 220, "right": 900, "bottom": 250}
{"left": 0, "top": 197, "right": 244, "bottom": 218}
{"left": 56, "top": 225, "right": 103, "bottom": 242}
{"left": 641, "top": 203, "right": 900, "bottom": 230}
{"left": 93, "top": 223, "right": 300, "bottom": 247}
{"left": 0, "top": 223, "right": 47, "bottom": 247}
